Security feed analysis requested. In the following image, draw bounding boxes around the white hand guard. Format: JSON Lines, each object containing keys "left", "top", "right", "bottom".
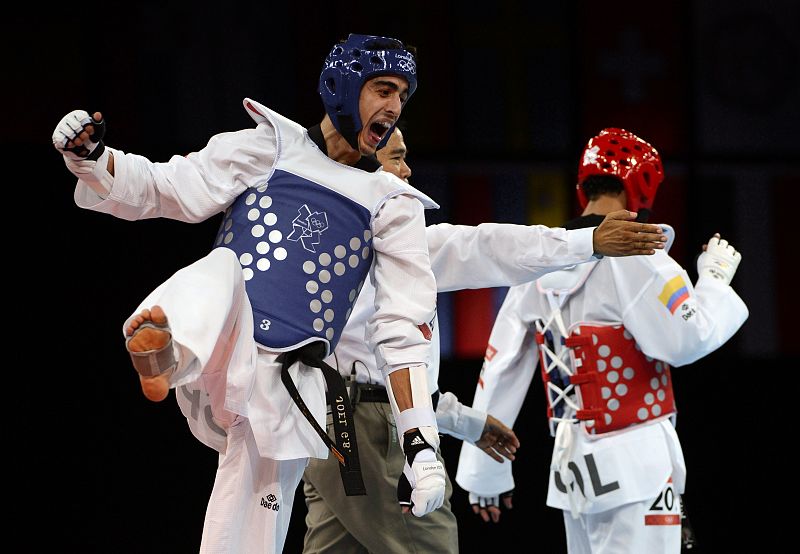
{"left": 52, "top": 109, "right": 106, "bottom": 160}
{"left": 469, "top": 491, "right": 499, "bottom": 509}
{"left": 53, "top": 110, "right": 112, "bottom": 196}
{"left": 697, "top": 235, "right": 741, "bottom": 286}
{"left": 468, "top": 490, "right": 513, "bottom": 509}
{"left": 397, "top": 427, "right": 446, "bottom": 517}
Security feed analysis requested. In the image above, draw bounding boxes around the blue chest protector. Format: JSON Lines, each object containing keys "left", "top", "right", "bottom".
{"left": 214, "top": 168, "right": 374, "bottom": 355}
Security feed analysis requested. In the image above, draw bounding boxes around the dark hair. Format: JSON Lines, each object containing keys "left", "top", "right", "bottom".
{"left": 580, "top": 175, "right": 624, "bottom": 202}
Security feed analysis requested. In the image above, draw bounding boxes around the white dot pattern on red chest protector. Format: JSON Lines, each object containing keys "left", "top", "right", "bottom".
{"left": 573, "top": 325, "right": 675, "bottom": 434}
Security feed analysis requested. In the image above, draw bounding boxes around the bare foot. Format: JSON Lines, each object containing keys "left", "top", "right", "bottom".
{"left": 126, "top": 305, "right": 171, "bottom": 402}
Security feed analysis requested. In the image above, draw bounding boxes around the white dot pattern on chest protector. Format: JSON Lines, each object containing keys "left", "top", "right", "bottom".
{"left": 579, "top": 327, "right": 674, "bottom": 433}
{"left": 218, "top": 177, "right": 374, "bottom": 348}
{"left": 299, "top": 234, "right": 372, "bottom": 342}
{"left": 215, "top": 184, "right": 299, "bottom": 283}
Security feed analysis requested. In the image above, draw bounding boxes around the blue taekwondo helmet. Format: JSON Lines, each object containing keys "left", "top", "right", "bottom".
{"left": 319, "top": 34, "right": 417, "bottom": 150}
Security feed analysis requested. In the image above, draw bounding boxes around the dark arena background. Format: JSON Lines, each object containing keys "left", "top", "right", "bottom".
{"left": 8, "top": 1, "right": 797, "bottom": 552}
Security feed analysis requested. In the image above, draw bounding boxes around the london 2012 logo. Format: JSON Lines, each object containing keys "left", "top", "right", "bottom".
{"left": 288, "top": 204, "right": 329, "bottom": 253}
{"left": 260, "top": 493, "right": 280, "bottom": 511}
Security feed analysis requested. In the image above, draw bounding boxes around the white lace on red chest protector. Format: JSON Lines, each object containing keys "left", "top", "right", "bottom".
{"left": 534, "top": 274, "right": 676, "bottom": 437}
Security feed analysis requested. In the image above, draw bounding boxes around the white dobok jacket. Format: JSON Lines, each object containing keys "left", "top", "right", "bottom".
{"left": 456, "top": 225, "right": 748, "bottom": 514}
{"left": 71, "top": 99, "right": 438, "bottom": 460}
{"left": 331, "top": 220, "right": 598, "bottom": 443}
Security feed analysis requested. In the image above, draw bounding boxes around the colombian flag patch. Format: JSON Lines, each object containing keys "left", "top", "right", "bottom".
{"left": 658, "top": 276, "right": 689, "bottom": 314}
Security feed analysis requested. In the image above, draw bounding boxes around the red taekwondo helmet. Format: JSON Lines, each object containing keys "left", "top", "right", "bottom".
{"left": 319, "top": 34, "right": 417, "bottom": 151}
{"left": 576, "top": 128, "right": 664, "bottom": 215}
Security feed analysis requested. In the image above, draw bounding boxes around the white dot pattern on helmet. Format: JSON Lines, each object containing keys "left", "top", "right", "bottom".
{"left": 349, "top": 289, "right": 356, "bottom": 302}
{"left": 319, "top": 253, "right": 331, "bottom": 266}
{"left": 225, "top": 219, "right": 233, "bottom": 231}
{"left": 350, "top": 237, "right": 361, "bottom": 250}
{"left": 257, "top": 241, "right": 270, "bottom": 254}
{"left": 361, "top": 247, "right": 370, "bottom": 259}
{"left": 306, "top": 281, "right": 319, "bottom": 294}
{"left": 224, "top": 232, "right": 234, "bottom": 244}
{"left": 334, "top": 245, "right": 346, "bottom": 258}
{"left": 637, "top": 407, "right": 649, "bottom": 420}
{"left": 363, "top": 230, "right": 372, "bottom": 241}
{"left": 256, "top": 184, "right": 268, "bottom": 193}
{"left": 321, "top": 290, "right": 333, "bottom": 303}
{"left": 245, "top": 193, "right": 257, "bottom": 205}
{"left": 243, "top": 268, "right": 254, "bottom": 281}
{"left": 257, "top": 258, "right": 270, "bottom": 271}
{"left": 274, "top": 248, "right": 287, "bottom": 261}
{"left": 611, "top": 356, "right": 623, "bottom": 369}
{"left": 259, "top": 196, "right": 272, "bottom": 209}
{"left": 251, "top": 225, "right": 265, "bottom": 238}
{"left": 269, "top": 230, "right": 282, "bottom": 243}
{"left": 240, "top": 253, "right": 253, "bottom": 266}
{"left": 310, "top": 300, "right": 321, "bottom": 313}
{"left": 348, "top": 255, "right": 359, "bottom": 268}
{"left": 324, "top": 309, "right": 334, "bottom": 322}
{"left": 313, "top": 319, "right": 324, "bottom": 332}
{"left": 607, "top": 371, "right": 619, "bottom": 383}
{"left": 247, "top": 208, "right": 260, "bottom": 221}
{"left": 334, "top": 262, "right": 345, "bottom": 276}
{"left": 615, "top": 384, "right": 628, "bottom": 396}
{"left": 319, "top": 270, "right": 331, "bottom": 283}
{"left": 303, "top": 261, "right": 316, "bottom": 274}
{"left": 326, "top": 328, "right": 335, "bottom": 340}
{"left": 264, "top": 213, "right": 278, "bottom": 226}
{"left": 598, "top": 345, "right": 611, "bottom": 357}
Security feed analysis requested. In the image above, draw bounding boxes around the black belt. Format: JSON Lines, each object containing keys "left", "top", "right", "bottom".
{"left": 279, "top": 343, "right": 366, "bottom": 496}
{"left": 328, "top": 383, "right": 440, "bottom": 411}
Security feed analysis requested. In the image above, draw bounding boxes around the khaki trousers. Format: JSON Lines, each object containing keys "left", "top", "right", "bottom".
{"left": 302, "top": 401, "right": 458, "bottom": 553}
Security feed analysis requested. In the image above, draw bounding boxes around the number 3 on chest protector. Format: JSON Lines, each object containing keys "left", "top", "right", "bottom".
{"left": 261, "top": 319, "right": 271, "bottom": 331}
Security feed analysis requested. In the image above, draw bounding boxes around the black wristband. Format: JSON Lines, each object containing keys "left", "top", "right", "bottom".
{"left": 402, "top": 429, "right": 432, "bottom": 464}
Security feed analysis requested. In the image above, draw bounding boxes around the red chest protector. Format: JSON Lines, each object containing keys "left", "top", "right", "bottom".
{"left": 537, "top": 324, "right": 676, "bottom": 436}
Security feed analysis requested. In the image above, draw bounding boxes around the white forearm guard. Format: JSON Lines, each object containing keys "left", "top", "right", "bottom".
{"left": 435, "top": 391, "right": 487, "bottom": 443}
{"left": 384, "top": 363, "right": 439, "bottom": 439}
{"left": 65, "top": 147, "right": 114, "bottom": 197}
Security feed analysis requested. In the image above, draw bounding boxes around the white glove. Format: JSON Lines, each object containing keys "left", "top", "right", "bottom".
{"left": 469, "top": 490, "right": 514, "bottom": 523}
{"left": 52, "top": 110, "right": 112, "bottom": 196}
{"left": 697, "top": 234, "right": 741, "bottom": 286}
{"left": 52, "top": 109, "right": 106, "bottom": 160}
{"left": 397, "top": 428, "right": 446, "bottom": 517}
